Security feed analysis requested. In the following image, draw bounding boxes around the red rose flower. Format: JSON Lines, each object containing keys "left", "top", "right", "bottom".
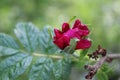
{"left": 53, "top": 19, "right": 91, "bottom": 50}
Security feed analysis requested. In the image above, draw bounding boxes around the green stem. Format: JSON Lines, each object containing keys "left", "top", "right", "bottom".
{"left": 33, "top": 53, "right": 79, "bottom": 61}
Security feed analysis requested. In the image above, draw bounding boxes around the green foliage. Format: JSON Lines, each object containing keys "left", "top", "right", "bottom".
{"left": 0, "top": 33, "right": 19, "bottom": 49}
{"left": 96, "top": 64, "right": 113, "bottom": 80}
{"left": 0, "top": 53, "right": 32, "bottom": 80}
{"left": 38, "top": 26, "right": 59, "bottom": 54}
{"left": 0, "top": 23, "right": 71, "bottom": 80}
{"left": 14, "top": 23, "right": 39, "bottom": 53}
{"left": 96, "top": 69, "right": 108, "bottom": 80}
{"left": 29, "top": 57, "right": 71, "bottom": 80}
{"left": 79, "top": 49, "right": 88, "bottom": 60}
{"left": 63, "top": 39, "right": 77, "bottom": 54}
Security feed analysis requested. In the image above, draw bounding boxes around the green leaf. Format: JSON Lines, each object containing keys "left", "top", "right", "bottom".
{"left": 68, "top": 16, "right": 76, "bottom": 23}
{"left": 76, "top": 58, "right": 89, "bottom": 69}
{"left": 53, "top": 59, "right": 71, "bottom": 80}
{"left": 0, "top": 46, "right": 19, "bottom": 56}
{"left": 29, "top": 57, "right": 71, "bottom": 80}
{"left": 14, "top": 23, "right": 39, "bottom": 52}
{"left": 0, "top": 53, "right": 32, "bottom": 80}
{"left": 0, "top": 23, "right": 71, "bottom": 80}
{"left": 96, "top": 69, "right": 108, "bottom": 80}
{"left": 101, "top": 64, "right": 113, "bottom": 77}
{"left": 0, "top": 34, "right": 19, "bottom": 56}
{"left": 79, "top": 49, "right": 89, "bottom": 59}
{"left": 38, "top": 26, "right": 59, "bottom": 54}
{"left": 0, "top": 33, "right": 19, "bottom": 49}
{"left": 29, "top": 57, "right": 54, "bottom": 80}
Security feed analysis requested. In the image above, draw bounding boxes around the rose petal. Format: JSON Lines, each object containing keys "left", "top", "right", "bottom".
{"left": 54, "top": 28, "right": 62, "bottom": 39}
{"left": 81, "top": 30, "right": 89, "bottom": 36}
{"left": 62, "top": 23, "right": 70, "bottom": 32}
{"left": 73, "top": 19, "right": 81, "bottom": 29}
{"left": 76, "top": 39, "right": 91, "bottom": 49}
{"left": 53, "top": 35, "right": 70, "bottom": 49}
{"left": 64, "top": 28, "right": 83, "bottom": 39}
{"left": 78, "top": 24, "right": 90, "bottom": 36}
{"left": 80, "top": 24, "right": 89, "bottom": 30}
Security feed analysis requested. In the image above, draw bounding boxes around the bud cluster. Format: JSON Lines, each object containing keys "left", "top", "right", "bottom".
{"left": 88, "top": 45, "right": 106, "bottom": 60}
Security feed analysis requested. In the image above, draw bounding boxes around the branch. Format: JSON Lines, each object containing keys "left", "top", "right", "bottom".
{"left": 94, "top": 53, "right": 120, "bottom": 70}
{"left": 107, "top": 53, "right": 120, "bottom": 59}
{"left": 85, "top": 53, "right": 120, "bottom": 79}
{"left": 85, "top": 45, "right": 120, "bottom": 79}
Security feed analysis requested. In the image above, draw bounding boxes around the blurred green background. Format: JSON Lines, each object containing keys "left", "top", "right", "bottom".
{"left": 0, "top": 0, "right": 120, "bottom": 80}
